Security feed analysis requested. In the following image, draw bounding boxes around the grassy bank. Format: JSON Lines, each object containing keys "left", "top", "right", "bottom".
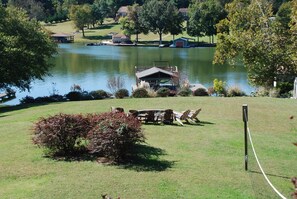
{"left": 0, "top": 97, "right": 296, "bottom": 198}
{"left": 45, "top": 20, "right": 215, "bottom": 44}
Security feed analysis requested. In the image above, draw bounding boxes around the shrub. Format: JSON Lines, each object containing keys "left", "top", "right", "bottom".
{"left": 89, "top": 90, "right": 110, "bottom": 99}
{"left": 132, "top": 88, "right": 149, "bottom": 98}
{"left": 277, "top": 82, "right": 293, "bottom": 97}
{"left": 81, "top": 91, "right": 93, "bottom": 100}
{"left": 32, "top": 113, "right": 90, "bottom": 155}
{"left": 252, "top": 87, "right": 269, "bottom": 97}
{"left": 20, "top": 96, "right": 35, "bottom": 104}
{"left": 146, "top": 88, "right": 157, "bottom": 97}
{"left": 34, "top": 96, "right": 52, "bottom": 103}
{"left": 213, "top": 79, "right": 227, "bottom": 96}
{"left": 87, "top": 112, "right": 144, "bottom": 162}
{"left": 49, "top": 94, "right": 65, "bottom": 102}
{"left": 157, "top": 87, "right": 170, "bottom": 97}
{"left": 193, "top": 88, "right": 209, "bottom": 96}
{"left": 107, "top": 76, "right": 125, "bottom": 94}
{"left": 65, "top": 91, "right": 82, "bottom": 101}
{"left": 115, "top": 88, "right": 129, "bottom": 99}
{"left": 227, "top": 86, "right": 246, "bottom": 97}
{"left": 177, "top": 87, "right": 192, "bottom": 96}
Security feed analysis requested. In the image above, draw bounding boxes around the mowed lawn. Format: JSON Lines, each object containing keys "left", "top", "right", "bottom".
{"left": 0, "top": 97, "right": 296, "bottom": 198}
{"left": 45, "top": 20, "right": 214, "bottom": 44}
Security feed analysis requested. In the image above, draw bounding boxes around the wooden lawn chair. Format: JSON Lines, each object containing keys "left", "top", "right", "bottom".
{"left": 189, "top": 108, "right": 202, "bottom": 122}
{"left": 111, "top": 106, "right": 125, "bottom": 113}
{"left": 174, "top": 109, "right": 191, "bottom": 126}
{"left": 144, "top": 110, "right": 159, "bottom": 123}
{"left": 162, "top": 109, "right": 174, "bottom": 124}
{"left": 128, "top": 110, "right": 138, "bottom": 117}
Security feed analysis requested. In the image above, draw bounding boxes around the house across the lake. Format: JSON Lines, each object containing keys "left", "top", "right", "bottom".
{"left": 170, "top": 37, "right": 193, "bottom": 48}
{"left": 115, "top": 6, "right": 128, "bottom": 21}
{"left": 51, "top": 33, "right": 74, "bottom": 43}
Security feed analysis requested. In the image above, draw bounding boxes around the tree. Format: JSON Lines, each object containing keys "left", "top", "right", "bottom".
{"left": 188, "top": 0, "right": 225, "bottom": 43}
{"left": 91, "top": 0, "right": 109, "bottom": 27}
{"left": 214, "top": 0, "right": 297, "bottom": 87}
{"left": 119, "top": 3, "right": 147, "bottom": 43}
{"left": 7, "top": 0, "right": 45, "bottom": 20}
{"left": 0, "top": 6, "right": 57, "bottom": 91}
{"left": 69, "top": 4, "right": 92, "bottom": 37}
{"left": 167, "top": 1, "right": 184, "bottom": 40}
{"left": 187, "top": 2, "right": 204, "bottom": 41}
{"left": 140, "top": 0, "right": 182, "bottom": 45}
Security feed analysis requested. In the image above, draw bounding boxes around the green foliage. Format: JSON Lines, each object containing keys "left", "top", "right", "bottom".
{"left": 66, "top": 91, "right": 82, "bottom": 101}
{"left": 132, "top": 88, "right": 149, "bottom": 98}
{"left": 90, "top": 0, "right": 109, "bottom": 26}
{"left": 276, "top": 82, "right": 293, "bottom": 97}
{"left": 226, "top": 86, "right": 246, "bottom": 97}
{"left": 156, "top": 87, "right": 170, "bottom": 97}
{"left": 33, "top": 113, "right": 90, "bottom": 155}
{"left": 0, "top": 6, "right": 57, "bottom": 91}
{"left": 119, "top": 4, "right": 147, "bottom": 43}
{"left": 140, "top": 0, "right": 183, "bottom": 44}
{"left": 69, "top": 4, "right": 92, "bottom": 37}
{"left": 214, "top": 0, "right": 297, "bottom": 87}
{"left": 89, "top": 89, "right": 110, "bottom": 99}
{"left": 193, "top": 88, "right": 209, "bottom": 96}
{"left": 115, "top": 88, "right": 129, "bottom": 99}
{"left": 87, "top": 112, "right": 144, "bottom": 162}
{"left": 213, "top": 79, "right": 226, "bottom": 96}
{"left": 187, "top": 0, "right": 226, "bottom": 42}
{"left": 177, "top": 87, "right": 192, "bottom": 96}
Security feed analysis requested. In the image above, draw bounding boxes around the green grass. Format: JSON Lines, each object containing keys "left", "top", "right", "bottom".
{"left": 0, "top": 97, "right": 296, "bottom": 198}
{"left": 44, "top": 20, "right": 214, "bottom": 44}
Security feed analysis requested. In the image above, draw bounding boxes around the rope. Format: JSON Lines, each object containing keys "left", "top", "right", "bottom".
{"left": 247, "top": 125, "right": 287, "bottom": 199}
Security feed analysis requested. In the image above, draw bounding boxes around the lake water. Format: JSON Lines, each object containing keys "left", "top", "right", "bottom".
{"left": 5, "top": 44, "right": 254, "bottom": 105}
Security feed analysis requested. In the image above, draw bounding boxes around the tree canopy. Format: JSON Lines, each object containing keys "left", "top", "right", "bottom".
{"left": 0, "top": 6, "right": 57, "bottom": 91}
{"left": 214, "top": 0, "right": 297, "bottom": 87}
{"left": 140, "top": 0, "right": 183, "bottom": 45}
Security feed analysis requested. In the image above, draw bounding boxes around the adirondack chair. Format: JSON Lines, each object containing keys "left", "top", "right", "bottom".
{"left": 111, "top": 106, "right": 124, "bottom": 113}
{"left": 174, "top": 109, "right": 191, "bottom": 126}
{"left": 161, "top": 109, "right": 174, "bottom": 124}
{"left": 189, "top": 108, "right": 202, "bottom": 122}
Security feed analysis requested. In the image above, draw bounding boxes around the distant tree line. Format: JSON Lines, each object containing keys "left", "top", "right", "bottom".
{"left": 0, "top": 0, "right": 190, "bottom": 23}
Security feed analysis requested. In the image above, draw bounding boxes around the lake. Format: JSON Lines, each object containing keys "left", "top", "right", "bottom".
{"left": 6, "top": 44, "right": 254, "bottom": 105}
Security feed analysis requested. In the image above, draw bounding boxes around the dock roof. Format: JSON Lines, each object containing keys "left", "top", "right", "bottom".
{"left": 136, "top": 67, "right": 178, "bottom": 79}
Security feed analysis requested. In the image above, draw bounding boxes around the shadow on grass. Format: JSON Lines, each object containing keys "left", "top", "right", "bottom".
{"left": 44, "top": 144, "right": 174, "bottom": 172}
{"left": 84, "top": 35, "right": 112, "bottom": 40}
{"left": 119, "top": 144, "right": 175, "bottom": 172}
{"left": 0, "top": 102, "right": 57, "bottom": 114}
{"left": 249, "top": 170, "right": 291, "bottom": 180}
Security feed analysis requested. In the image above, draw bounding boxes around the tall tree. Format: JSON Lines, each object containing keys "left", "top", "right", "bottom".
{"left": 119, "top": 3, "right": 147, "bottom": 43}
{"left": 214, "top": 0, "right": 297, "bottom": 87}
{"left": 140, "top": 0, "right": 182, "bottom": 45}
{"left": 69, "top": 4, "right": 92, "bottom": 37}
{"left": 91, "top": 0, "right": 109, "bottom": 26}
{"left": 187, "top": 2, "right": 204, "bottom": 41}
{"left": 0, "top": 6, "right": 57, "bottom": 91}
{"left": 7, "top": 0, "right": 45, "bottom": 20}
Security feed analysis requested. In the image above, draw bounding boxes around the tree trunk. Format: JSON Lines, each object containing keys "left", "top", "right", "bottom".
{"left": 159, "top": 33, "right": 162, "bottom": 45}
{"left": 136, "top": 33, "right": 139, "bottom": 44}
{"left": 82, "top": 28, "right": 85, "bottom": 37}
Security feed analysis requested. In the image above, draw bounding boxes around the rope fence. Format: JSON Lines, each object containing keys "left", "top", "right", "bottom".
{"left": 243, "top": 104, "right": 287, "bottom": 199}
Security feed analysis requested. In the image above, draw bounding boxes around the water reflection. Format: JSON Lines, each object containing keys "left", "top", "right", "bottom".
{"left": 6, "top": 44, "right": 253, "bottom": 105}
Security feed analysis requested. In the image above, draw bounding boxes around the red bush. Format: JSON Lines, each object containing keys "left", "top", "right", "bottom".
{"left": 87, "top": 112, "right": 144, "bottom": 162}
{"left": 32, "top": 113, "right": 90, "bottom": 155}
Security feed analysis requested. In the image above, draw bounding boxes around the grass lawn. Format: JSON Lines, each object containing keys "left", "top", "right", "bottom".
{"left": 44, "top": 20, "right": 215, "bottom": 44}
{"left": 0, "top": 97, "right": 296, "bottom": 198}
